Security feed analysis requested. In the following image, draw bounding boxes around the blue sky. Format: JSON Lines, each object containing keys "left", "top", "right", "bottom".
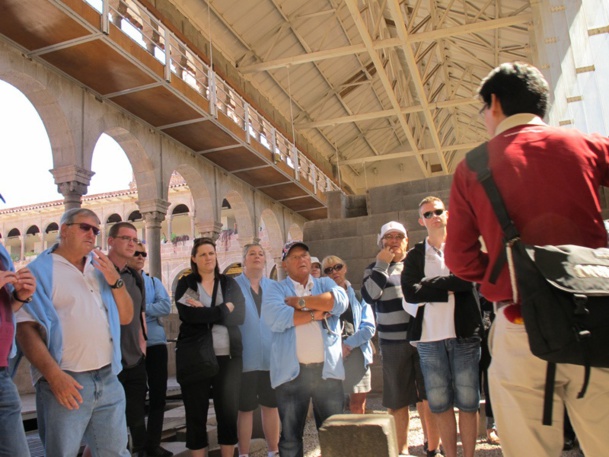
{"left": 0, "top": 80, "right": 133, "bottom": 209}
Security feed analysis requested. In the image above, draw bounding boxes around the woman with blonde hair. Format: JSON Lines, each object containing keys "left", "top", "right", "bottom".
{"left": 234, "top": 243, "right": 279, "bottom": 457}
{"left": 321, "top": 255, "right": 375, "bottom": 413}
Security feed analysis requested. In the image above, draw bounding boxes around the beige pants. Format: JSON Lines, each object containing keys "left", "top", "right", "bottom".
{"left": 488, "top": 307, "right": 609, "bottom": 457}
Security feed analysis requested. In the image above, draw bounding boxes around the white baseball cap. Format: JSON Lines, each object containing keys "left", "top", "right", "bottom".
{"left": 310, "top": 256, "right": 321, "bottom": 267}
{"left": 377, "top": 221, "right": 408, "bottom": 247}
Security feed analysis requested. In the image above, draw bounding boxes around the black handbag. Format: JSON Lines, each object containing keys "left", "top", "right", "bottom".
{"left": 175, "top": 279, "right": 220, "bottom": 385}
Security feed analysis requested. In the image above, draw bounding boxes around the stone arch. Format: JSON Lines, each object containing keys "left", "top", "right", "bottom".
{"left": 260, "top": 207, "right": 283, "bottom": 261}
{"left": 287, "top": 223, "right": 303, "bottom": 242}
{"left": 0, "top": 72, "right": 76, "bottom": 174}
{"left": 107, "top": 213, "right": 122, "bottom": 224}
{"left": 219, "top": 190, "right": 252, "bottom": 254}
{"left": 26, "top": 225, "right": 40, "bottom": 236}
{"left": 173, "top": 164, "right": 214, "bottom": 233}
{"left": 99, "top": 127, "right": 160, "bottom": 202}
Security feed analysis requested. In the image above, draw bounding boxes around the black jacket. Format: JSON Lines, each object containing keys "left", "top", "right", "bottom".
{"left": 175, "top": 273, "right": 246, "bottom": 358}
{"left": 401, "top": 242, "right": 482, "bottom": 342}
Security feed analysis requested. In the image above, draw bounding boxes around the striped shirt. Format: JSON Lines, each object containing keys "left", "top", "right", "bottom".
{"left": 361, "top": 259, "right": 410, "bottom": 342}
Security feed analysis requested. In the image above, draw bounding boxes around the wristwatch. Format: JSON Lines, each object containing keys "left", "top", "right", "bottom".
{"left": 12, "top": 291, "right": 32, "bottom": 303}
{"left": 298, "top": 297, "right": 306, "bottom": 309}
{"left": 110, "top": 278, "right": 125, "bottom": 289}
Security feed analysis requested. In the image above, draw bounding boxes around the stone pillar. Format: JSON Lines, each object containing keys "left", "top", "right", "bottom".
{"left": 166, "top": 215, "right": 173, "bottom": 243}
{"left": 51, "top": 166, "right": 95, "bottom": 211}
{"left": 194, "top": 221, "right": 223, "bottom": 242}
{"left": 138, "top": 199, "right": 170, "bottom": 279}
{"left": 100, "top": 224, "right": 108, "bottom": 251}
{"left": 274, "top": 256, "right": 286, "bottom": 280}
{"left": 20, "top": 233, "right": 25, "bottom": 261}
{"left": 189, "top": 212, "right": 196, "bottom": 240}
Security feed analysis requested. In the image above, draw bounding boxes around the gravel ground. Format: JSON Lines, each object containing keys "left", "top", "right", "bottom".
{"left": 248, "top": 393, "right": 586, "bottom": 457}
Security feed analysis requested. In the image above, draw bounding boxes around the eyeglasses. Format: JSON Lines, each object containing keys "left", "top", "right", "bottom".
{"left": 323, "top": 264, "right": 344, "bottom": 275}
{"left": 478, "top": 103, "right": 488, "bottom": 116}
{"left": 382, "top": 234, "right": 405, "bottom": 241}
{"left": 67, "top": 222, "right": 100, "bottom": 236}
{"left": 134, "top": 251, "right": 147, "bottom": 258}
{"left": 115, "top": 235, "right": 140, "bottom": 244}
{"left": 423, "top": 209, "right": 445, "bottom": 219}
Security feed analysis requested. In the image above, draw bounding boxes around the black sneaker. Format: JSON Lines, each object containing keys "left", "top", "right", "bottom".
{"left": 427, "top": 449, "right": 443, "bottom": 457}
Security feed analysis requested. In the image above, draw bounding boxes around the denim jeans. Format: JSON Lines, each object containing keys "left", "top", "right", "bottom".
{"left": 417, "top": 337, "right": 481, "bottom": 413}
{"left": 36, "top": 365, "right": 130, "bottom": 457}
{"left": 0, "top": 369, "right": 29, "bottom": 457}
{"left": 276, "top": 363, "right": 344, "bottom": 457}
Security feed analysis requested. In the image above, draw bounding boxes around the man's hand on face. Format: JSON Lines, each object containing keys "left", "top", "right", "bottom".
{"left": 377, "top": 245, "right": 395, "bottom": 264}
{"left": 91, "top": 248, "right": 121, "bottom": 286}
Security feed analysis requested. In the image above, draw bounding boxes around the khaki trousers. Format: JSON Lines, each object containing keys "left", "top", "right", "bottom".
{"left": 488, "top": 307, "right": 609, "bottom": 457}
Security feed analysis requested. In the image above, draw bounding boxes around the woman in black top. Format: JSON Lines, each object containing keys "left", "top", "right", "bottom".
{"left": 175, "top": 237, "right": 245, "bottom": 457}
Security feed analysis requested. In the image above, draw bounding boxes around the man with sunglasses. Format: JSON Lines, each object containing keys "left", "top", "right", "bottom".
{"left": 402, "top": 197, "right": 482, "bottom": 457}
{"left": 128, "top": 242, "right": 173, "bottom": 457}
{"left": 263, "top": 240, "right": 348, "bottom": 457}
{"left": 445, "top": 62, "right": 609, "bottom": 457}
{"left": 361, "top": 221, "right": 423, "bottom": 456}
{"left": 15, "top": 208, "right": 134, "bottom": 456}
{"left": 108, "top": 222, "right": 148, "bottom": 456}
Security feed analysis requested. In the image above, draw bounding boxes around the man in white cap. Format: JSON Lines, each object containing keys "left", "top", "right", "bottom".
{"left": 310, "top": 257, "right": 322, "bottom": 278}
{"left": 362, "top": 221, "right": 423, "bottom": 456}
{"left": 263, "top": 240, "right": 348, "bottom": 457}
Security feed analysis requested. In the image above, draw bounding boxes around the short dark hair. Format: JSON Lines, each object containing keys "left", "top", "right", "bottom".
{"left": 478, "top": 62, "right": 549, "bottom": 118}
{"left": 190, "top": 237, "right": 220, "bottom": 281}
{"left": 108, "top": 222, "right": 137, "bottom": 238}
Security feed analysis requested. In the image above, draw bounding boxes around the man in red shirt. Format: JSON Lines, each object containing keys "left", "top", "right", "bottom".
{"left": 445, "top": 62, "right": 609, "bottom": 457}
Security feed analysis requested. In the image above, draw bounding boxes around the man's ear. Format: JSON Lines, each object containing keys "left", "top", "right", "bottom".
{"left": 418, "top": 216, "right": 425, "bottom": 227}
{"left": 489, "top": 93, "right": 504, "bottom": 117}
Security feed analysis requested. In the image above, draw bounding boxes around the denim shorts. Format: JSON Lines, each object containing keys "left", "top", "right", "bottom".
{"left": 417, "top": 338, "right": 481, "bottom": 413}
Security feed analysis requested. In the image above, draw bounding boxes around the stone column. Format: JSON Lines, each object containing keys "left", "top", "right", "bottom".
{"left": 51, "top": 165, "right": 95, "bottom": 211}
{"left": 138, "top": 199, "right": 170, "bottom": 279}
{"left": 20, "top": 233, "right": 25, "bottom": 261}
{"left": 194, "top": 221, "right": 223, "bottom": 242}
{"left": 274, "top": 256, "right": 286, "bottom": 280}
{"left": 166, "top": 215, "right": 173, "bottom": 243}
{"left": 190, "top": 212, "right": 196, "bottom": 240}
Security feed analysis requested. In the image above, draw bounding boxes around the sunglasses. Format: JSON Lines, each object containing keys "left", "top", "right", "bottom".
{"left": 423, "top": 209, "right": 445, "bottom": 219}
{"left": 134, "top": 251, "right": 147, "bottom": 258}
{"left": 323, "top": 264, "right": 344, "bottom": 275}
{"left": 115, "top": 235, "right": 140, "bottom": 244}
{"left": 67, "top": 222, "right": 100, "bottom": 236}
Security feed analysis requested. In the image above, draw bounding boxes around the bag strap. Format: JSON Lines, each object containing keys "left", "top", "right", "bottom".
{"left": 465, "top": 143, "right": 520, "bottom": 242}
{"left": 210, "top": 277, "right": 220, "bottom": 308}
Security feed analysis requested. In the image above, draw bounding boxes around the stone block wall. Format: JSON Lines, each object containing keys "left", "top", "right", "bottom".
{"left": 306, "top": 175, "right": 453, "bottom": 291}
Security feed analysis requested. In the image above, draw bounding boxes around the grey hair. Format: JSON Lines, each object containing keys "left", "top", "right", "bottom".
{"left": 242, "top": 242, "right": 265, "bottom": 261}
{"left": 59, "top": 208, "right": 100, "bottom": 226}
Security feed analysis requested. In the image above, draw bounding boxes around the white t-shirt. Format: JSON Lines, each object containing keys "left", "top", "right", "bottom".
{"left": 16, "top": 254, "right": 113, "bottom": 372}
{"left": 290, "top": 276, "right": 324, "bottom": 364}
{"left": 419, "top": 240, "right": 457, "bottom": 343}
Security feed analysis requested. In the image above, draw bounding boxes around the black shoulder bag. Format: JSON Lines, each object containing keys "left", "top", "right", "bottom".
{"left": 466, "top": 143, "right": 609, "bottom": 425}
{"left": 175, "top": 279, "right": 220, "bottom": 385}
